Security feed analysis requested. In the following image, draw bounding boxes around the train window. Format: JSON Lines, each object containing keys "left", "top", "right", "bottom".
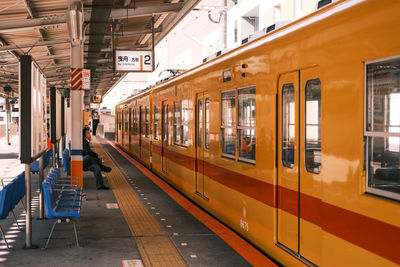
{"left": 174, "top": 101, "right": 181, "bottom": 145}
{"left": 238, "top": 86, "right": 256, "bottom": 163}
{"left": 133, "top": 108, "right": 138, "bottom": 135}
{"left": 305, "top": 79, "right": 321, "bottom": 174}
{"left": 125, "top": 110, "right": 129, "bottom": 132}
{"left": 198, "top": 99, "right": 203, "bottom": 147}
{"left": 130, "top": 109, "right": 134, "bottom": 135}
{"left": 205, "top": 98, "right": 210, "bottom": 149}
{"left": 365, "top": 57, "right": 400, "bottom": 201}
{"left": 163, "top": 105, "right": 169, "bottom": 142}
{"left": 140, "top": 107, "right": 144, "bottom": 135}
{"left": 154, "top": 105, "right": 159, "bottom": 140}
{"left": 145, "top": 106, "right": 149, "bottom": 137}
{"left": 118, "top": 112, "right": 121, "bottom": 130}
{"left": 181, "top": 99, "right": 189, "bottom": 146}
{"left": 282, "top": 83, "right": 295, "bottom": 168}
{"left": 221, "top": 90, "right": 236, "bottom": 158}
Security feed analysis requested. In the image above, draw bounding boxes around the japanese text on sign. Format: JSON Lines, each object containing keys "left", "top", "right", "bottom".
{"left": 115, "top": 50, "right": 153, "bottom": 72}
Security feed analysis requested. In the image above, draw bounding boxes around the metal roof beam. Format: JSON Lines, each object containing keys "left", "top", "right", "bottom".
{"left": 0, "top": 37, "right": 20, "bottom": 61}
{"left": 0, "top": 38, "right": 70, "bottom": 53}
{"left": 109, "top": 3, "right": 183, "bottom": 19}
{"left": 4, "top": 53, "right": 70, "bottom": 66}
{"left": 0, "top": 13, "right": 90, "bottom": 33}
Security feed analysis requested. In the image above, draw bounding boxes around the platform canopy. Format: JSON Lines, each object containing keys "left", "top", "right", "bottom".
{"left": 0, "top": 0, "right": 201, "bottom": 97}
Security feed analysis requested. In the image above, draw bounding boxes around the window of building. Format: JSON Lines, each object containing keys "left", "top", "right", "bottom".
{"left": 365, "top": 57, "right": 400, "bottom": 201}
{"left": 221, "top": 90, "right": 236, "bottom": 158}
{"left": 305, "top": 79, "right": 321, "bottom": 174}
{"left": 234, "top": 20, "right": 238, "bottom": 43}
{"left": 282, "top": 83, "right": 295, "bottom": 168}
{"left": 274, "top": 4, "right": 281, "bottom": 23}
{"left": 154, "top": 105, "right": 159, "bottom": 140}
{"left": 238, "top": 86, "right": 256, "bottom": 163}
{"left": 181, "top": 99, "right": 189, "bottom": 146}
{"left": 145, "top": 106, "right": 149, "bottom": 137}
{"left": 174, "top": 101, "right": 181, "bottom": 144}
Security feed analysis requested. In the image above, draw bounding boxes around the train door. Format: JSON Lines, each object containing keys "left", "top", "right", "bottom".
{"left": 195, "top": 93, "right": 209, "bottom": 198}
{"left": 277, "top": 71, "right": 299, "bottom": 254}
{"left": 277, "top": 69, "right": 322, "bottom": 265}
{"left": 161, "top": 101, "right": 168, "bottom": 173}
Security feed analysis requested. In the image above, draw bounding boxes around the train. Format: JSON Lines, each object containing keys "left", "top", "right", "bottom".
{"left": 115, "top": 0, "right": 400, "bottom": 266}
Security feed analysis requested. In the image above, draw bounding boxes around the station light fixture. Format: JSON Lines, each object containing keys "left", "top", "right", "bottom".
{"left": 67, "top": 1, "right": 83, "bottom": 42}
{"left": 3, "top": 85, "right": 11, "bottom": 94}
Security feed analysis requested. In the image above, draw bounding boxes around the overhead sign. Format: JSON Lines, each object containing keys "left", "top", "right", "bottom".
{"left": 82, "top": 69, "right": 90, "bottom": 90}
{"left": 91, "top": 95, "right": 102, "bottom": 103}
{"left": 115, "top": 50, "right": 153, "bottom": 72}
{"left": 19, "top": 55, "right": 48, "bottom": 163}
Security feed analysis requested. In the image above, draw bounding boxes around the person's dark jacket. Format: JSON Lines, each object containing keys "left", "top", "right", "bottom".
{"left": 83, "top": 138, "right": 99, "bottom": 159}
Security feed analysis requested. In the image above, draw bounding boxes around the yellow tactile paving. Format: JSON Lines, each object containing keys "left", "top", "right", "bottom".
{"left": 92, "top": 139, "right": 187, "bottom": 267}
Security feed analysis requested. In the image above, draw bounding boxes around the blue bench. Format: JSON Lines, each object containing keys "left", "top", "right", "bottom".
{"left": 0, "top": 172, "right": 26, "bottom": 249}
{"left": 42, "top": 169, "right": 82, "bottom": 249}
{"left": 31, "top": 149, "right": 52, "bottom": 173}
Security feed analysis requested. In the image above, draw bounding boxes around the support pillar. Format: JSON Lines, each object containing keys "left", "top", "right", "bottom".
{"left": 68, "top": 0, "right": 84, "bottom": 187}
{"left": 25, "top": 164, "right": 32, "bottom": 247}
{"left": 39, "top": 155, "right": 45, "bottom": 219}
{"left": 5, "top": 96, "right": 11, "bottom": 145}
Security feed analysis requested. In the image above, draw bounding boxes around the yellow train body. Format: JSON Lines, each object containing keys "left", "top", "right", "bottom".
{"left": 115, "top": 0, "right": 400, "bottom": 265}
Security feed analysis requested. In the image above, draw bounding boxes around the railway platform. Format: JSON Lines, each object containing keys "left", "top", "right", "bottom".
{"left": 0, "top": 136, "right": 276, "bottom": 267}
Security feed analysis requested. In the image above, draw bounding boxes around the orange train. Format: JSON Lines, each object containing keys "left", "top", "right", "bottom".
{"left": 115, "top": 0, "right": 400, "bottom": 266}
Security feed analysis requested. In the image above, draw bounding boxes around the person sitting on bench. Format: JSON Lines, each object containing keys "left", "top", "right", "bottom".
{"left": 82, "top": 128, "right": 112, "bottom": 190}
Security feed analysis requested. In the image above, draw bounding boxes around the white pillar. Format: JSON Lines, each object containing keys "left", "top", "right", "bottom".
{"left": 68, "top": 0, "right": 84, "bottom": 187}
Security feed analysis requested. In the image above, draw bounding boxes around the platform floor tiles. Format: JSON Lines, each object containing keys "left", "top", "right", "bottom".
{"left": 0, "top": 137, "right": 262, "bottom": 266}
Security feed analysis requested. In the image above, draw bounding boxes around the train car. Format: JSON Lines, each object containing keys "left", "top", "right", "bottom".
{"left": 115, "top": 0, "right": 400, "bottom": 266}
{"left": 116, "top": 89, "right": 153, "bottom": 168}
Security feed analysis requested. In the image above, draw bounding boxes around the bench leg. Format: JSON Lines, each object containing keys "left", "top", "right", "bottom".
{"left": 73, "top": 221, "right": 80, "bottom": 247}
{"left": 44, "top": 220, "right": 58, "bottom": 249}
{"left": 0, "top": 225, "right": 11, "bottom": 249}
{"left": 11, "top": 211, "right": 24, "bottom": 232}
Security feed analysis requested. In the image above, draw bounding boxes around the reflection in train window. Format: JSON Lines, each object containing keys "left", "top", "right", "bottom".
{"left": 154, "top": 105, "right": 159, "bottom": 139}
{"left": 162, "top": 105, "right": 169, "bottom": 142}
{"left": 130, "top": 109, "right": 134, "bottom": 135}
{"left": 205, "top": 98, "right": 210, "bottom": 149}
{"left": 221, "top": 90, "right": 236, "bottom": 158}
{"left": 238, "top": 86, "right": 256, "bottom": 163}
{"left": 145, "top": 106, "right": 149, "bottom": 137}
{"left": 125, "top": 110, "right": 129, "bottom": 133}
{"left": 305, "top": 79, "right": 321, "bottom": 174}
{"left": 282, "top": 83, "right": 295, "bottom": 168}
{"left": 198, "top": 99, "right": 203, "bottom": 148}
{"left": 365, "top": 57, "right": 400, "bottom": 201}
{"left": 181, "top": 100, "right": 189, "bottom": 146}
{"left": 133, "top": 108, "right": 138, "bottom": 135}
{"left": 118, "top": 112, "right": 121, "bottom": 131}
{"left": 174, "top": 101, "right": 181, "bottom": 144}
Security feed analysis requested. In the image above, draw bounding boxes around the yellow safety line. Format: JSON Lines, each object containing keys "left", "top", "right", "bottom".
{"left": 92, "top": 139, "right": 187, "bottom": 267}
